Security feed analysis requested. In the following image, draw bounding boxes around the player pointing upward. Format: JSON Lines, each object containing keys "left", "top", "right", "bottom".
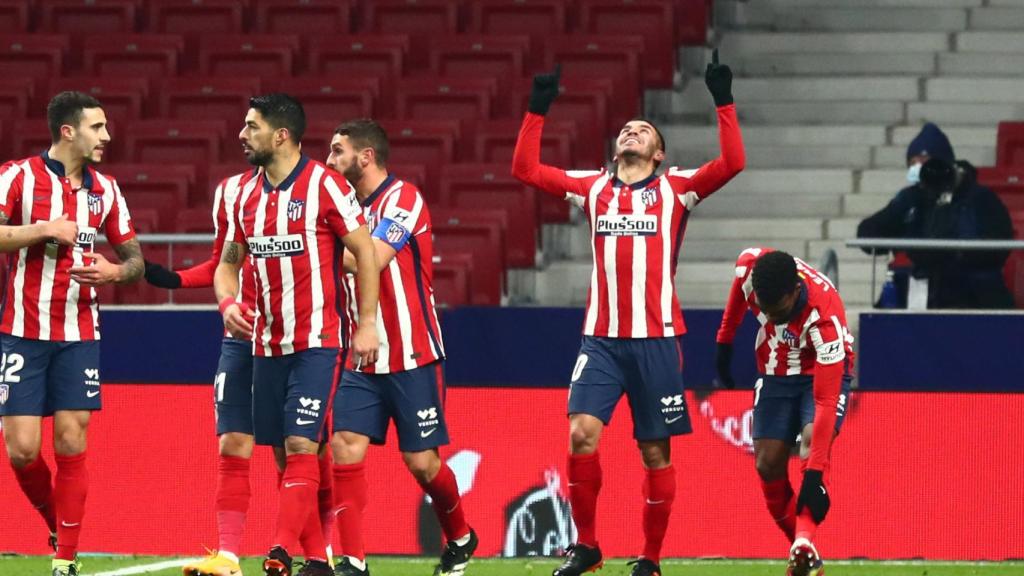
{"left": 512, "top": 52, "right": 745, "bottom": 576}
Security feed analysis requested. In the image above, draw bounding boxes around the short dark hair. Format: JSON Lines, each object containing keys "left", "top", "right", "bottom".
{"left": 249, "top": 93, "right": 306, "bottom": 143}
{"left": 752, "top": 251, "right": 799, "bottom": 308}
{"left": 334, "top": 119, "right": 390, "bottom": 166}
{"left": 47, "top": 91, "right": 104, "bottom": 142}
{"left": 628, "top": 116, "right": 665, "bottom": 153}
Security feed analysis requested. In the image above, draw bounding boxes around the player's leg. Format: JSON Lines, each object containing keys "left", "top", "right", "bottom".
{"left": 331, "top": 368, "right": 388, "bottom": 575}
{"left": 390, "top": 362, "right": 476, "bottom": 576}
{"left": 185, "top": 339, "right": 256, "bottom": 576}
{"left": 555, "top": 337, "right": 623, "bottom": 576}
{"left": 752, "top": 375, "right": 807, "bottom": 547}
{"left": 624, "top": 337, "right": 691, "bottom": 576}
{"left": 48, "top": 340, "right": 102, "bottom": 574}
{"left": 1, "top": 334, "right": 57, "bottom": 546}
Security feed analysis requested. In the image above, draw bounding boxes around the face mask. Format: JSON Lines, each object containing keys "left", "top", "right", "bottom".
{"left": 906, "top": 162, "right": 922, "bottom": 184}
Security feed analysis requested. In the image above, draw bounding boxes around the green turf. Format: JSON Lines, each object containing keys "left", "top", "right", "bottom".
{"left": 2, "top": 556, "right": 1022, "bottom": 576}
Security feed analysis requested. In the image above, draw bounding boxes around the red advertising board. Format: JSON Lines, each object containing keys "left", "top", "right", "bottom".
{"left": 1, "top": 386, "right": 1022, "bottom": 560}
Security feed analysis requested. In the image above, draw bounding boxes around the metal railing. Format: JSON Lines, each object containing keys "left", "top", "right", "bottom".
{"left": 845, "top": 238, "right": 1024, "bottom": 304}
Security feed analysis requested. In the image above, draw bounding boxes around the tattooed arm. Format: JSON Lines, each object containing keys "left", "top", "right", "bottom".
{"left": 70, "top": 238, "right": 144, "bottom": 286}
{"left": 112, "top": 238, "right": 144, "bottom": 283}
{"left": 214, "top": 241, "right": 254, "bottom": 339}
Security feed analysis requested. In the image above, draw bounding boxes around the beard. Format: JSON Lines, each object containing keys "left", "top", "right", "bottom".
{"left": 343, "top": 162, "right": 363, "bottom": 184}
{"left": 246, "top": 148, "right": 273, "bottom": 167}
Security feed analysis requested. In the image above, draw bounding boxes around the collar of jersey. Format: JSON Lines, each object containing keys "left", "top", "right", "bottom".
{"left": 40, "top": 150, "right": 94, "bottom": 191}
{"left": 361, "top": 173, "right": 396, "bottom": 208}
{"left": 261, "top": 154, "right": 309, "bottom": 194}
{"left": 611, "top": 171, "right": 658, "bottom": 190}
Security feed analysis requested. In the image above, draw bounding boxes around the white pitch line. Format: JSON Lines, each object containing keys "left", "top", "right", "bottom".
{"left": 93, "top": 557, "right": 202, "bottom": 576}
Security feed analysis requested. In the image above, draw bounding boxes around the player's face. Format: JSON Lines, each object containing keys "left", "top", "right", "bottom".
{"left": 326, "top": 134, "right": 365, "bottom": 184}
{"left": 615, "top": 121, "right": 664, "bottom": 163}
{"left": 757, "top": 284, "right": 802, "bottom": 325}
{"left": 239, "top": 108, "right": 275, "bottom": 167}
{"left": 71, "top": 107, "right": 110, "bottom": 165}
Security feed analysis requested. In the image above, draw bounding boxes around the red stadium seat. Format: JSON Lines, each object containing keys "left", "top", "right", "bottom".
{"left": 576, "top": 0, "right": 676, "bottom": 88}
{"left": 82, "top": 34, "right": 183, "bottom": 79}
{"left": 439, "top": 164, "right": 539, "bottom": 267}
{"left": 388, "top": 164, "right": 429, "bottom": 197}
{"left": 38, "top": 0, "right": 137, "bottom": 34}
{"left": 175, "top": 208, "right": 215, "bottom": 233}
{"left": 675, "top": 0, "right": 709, "bottom": 45}
{"left": 201, "top": 162, "right": 254, "bottom": 206}
{"left": 544, "top": 36, "right": 644, "bottom": 126}
{"left": 467, "top": 0, "right": 568, "bottom": 67}
{"left": 198, "top": 35, "right": 298, "bottom": 77}
{"left": 253, "top": 0, "right": 353, "bottom": 34}
{"left": 432, "top": 208, "right": 507, "bottom": 306}
{"left": 108, "top": 163, "right": 197, "bottom": 205}
{"left": 128, "top": 207, "right": 161, "bottom": 234}
{"left": 264, "top": 77, "right": 379, "bottom": 126}
{"left": 431, "top": 253, "right": 472, "bottom": 308}
{"left": 360, "top": 0, "right": 458, "bottom": 69}
{"left": 47, "top": 78, "right": 149, "bottom": 122}
{"left": 147, "top": 0, "right": 244, "bottom": 35}
{"left": 0, "top": 35, "right": 69, "bottom": 83}
{"left": 394, "top": 77, "right": 497, "bottom": 143}
{"left": 0, "top": 1, "right": 29, "bottom": 33}
{"left": 158, "top": 77, "right": 261, "bottom": 123}
{"left": 119, "top": 243, "right": 214, "bottom": 304}
{"left": 125, "top": 191, "right": 188, "bottom": 231}
{"left": 11, "top": 119, "right": 58, "bottom": 160}
{"left": 0, "top": 77, "right": 33, "bottom": 119}
{"left": 122, "top": 120, "right": 226, "bottom": 164}
{"left": 379, "top": 120, "right": 460, "bottom": 194}
{"left": 510, "top": 75, "right": 613, "bottom": 164}
{"left": 996, "top": 122, "right": 1024, "bottom": 166}
{"left": 428, "top": 35, "right": 529, "bottom": 115}
{"left": 305, "top": 35, "right": 407, "bottom": 112}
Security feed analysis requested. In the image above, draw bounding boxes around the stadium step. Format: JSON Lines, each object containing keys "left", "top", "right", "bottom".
{"left": 926, "top": 77, "right": 1024, "bottom": 103}
{"left": 891, "top": 125, "right": 997, "bottom": 147}
{"left": 679, "top": 144, "right": 874, "bottom": 169}
{"left": 843, "top": 193, "right": 895, "bottom": 217}
{"left": 968, "top": 7, "right": 1024, "bottom": 30}
{"left": 719, "top": 168, "right": 856, "bottom": 196}
{"left": 955, "top": 31, "right": 1024, "bottom": 52}
{"left": 722, "top": 53, "right": 936, "bottom": 77}
{"left": 768, "top": 7, "right": 968, "bottom": 32}
{"left": 665, "top": 125, "right": 886, "bottom": 148}
{"left": 860, "top": 169, "right": 910, "bottom": 194}
{"left": 697, "top": 194, "right": 842, "bottom": 218}
{"left": 871, "top": 144, "right": 994, "bottom": 167}
{"left": 907, "top": 102, "right": 1024, "bottom": 125}
{"left": 938, "top": 53, "right": 1024, "bottom": 76}
{"left": 717, "top": 31, "right": 950, "bottom": 55}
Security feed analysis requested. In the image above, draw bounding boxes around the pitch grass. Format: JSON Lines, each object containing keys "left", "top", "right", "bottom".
{"left": 2, "top": 556, "right": 1023, "bottom": 576}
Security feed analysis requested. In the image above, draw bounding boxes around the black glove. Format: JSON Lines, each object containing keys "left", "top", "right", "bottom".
{"left": 705, "top": 49, "right": 733, "bottom": 107}
{"left": 714, "top": 342, "right": 735, "bottom": 389}
{"left": 796, "top": 469, "right": 830, "bottom": 524}
{"left": 144, "top": 260, "right": 182, "bottom": 289}
{"left": 529, "top": 64, "right": 561, "bottom": 115}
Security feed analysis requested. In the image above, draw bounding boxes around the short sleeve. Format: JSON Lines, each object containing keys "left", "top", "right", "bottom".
{"left": 0, "top": 161, "right": 25, "bottom": 223}
{"left": 808, "top": 313, "right": 846, "bottom": 366}
{"left": 322, "top": 171, "right": 366, "bottom": 238}
{"left": 371, "top": 183, "right": 424, "bottom": 252}
{"left": 103, "top": 178, "right": 136, "bottom": 245}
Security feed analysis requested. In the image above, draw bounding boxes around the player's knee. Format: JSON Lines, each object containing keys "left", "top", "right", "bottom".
{"left": 569, "top": 418, "right": 600, "bottom": 453}
{"left": 219, "top": 433, "right": 254, "bottom": 458}
{"left": 53, "top": 429, "right": 86, "bottom": 456}
{"left": 403, "top": 450, "right": 440, "bottom": 483}
{"left": 330, "top": 431, "right": 369, "bottom": 464}
{"left": 6, "top": 445, "right": 41, "bottom": 469}
{"left": 754, "top": 452, "right": 786, "bottom": 481}
{"left": 283, "top": 435, "right": 316, "bottom": 456}
{"left": 638, "top": 441, "right": 671, "bottom": 469}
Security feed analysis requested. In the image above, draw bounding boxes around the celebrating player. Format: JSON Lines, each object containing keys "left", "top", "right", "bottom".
{"left": 512, "top": 53, "right": 744, "bottom": 576}
{"left": 0, "top": 91, "right": 143, "bottom": 576}
{"left": 715, "top": 248, "right": 855, "bottom": 576}
{"left": 325, "top": 119, "right": 476, "bottom": 576}
{"left": 213, "top": 94, "right": 380, "bottom": 576}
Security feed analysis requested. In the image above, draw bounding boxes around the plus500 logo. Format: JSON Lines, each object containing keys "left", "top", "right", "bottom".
{"left": 75, "top": 227, "right": 97, "bottom": 249}
{"left": 595, "top": 214, "right": 657, "bottom": 236}
{"left": 248, "top": 234, "right": 305, "bottom": 258}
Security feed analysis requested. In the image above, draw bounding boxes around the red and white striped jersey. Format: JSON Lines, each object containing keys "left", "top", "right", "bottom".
{"left": 341, "top": 175, "right": 445, "bottom": 374}
{"left": 717, "top": 247, "right": 856, "bottom": 376}
{"left": 227, "top": 156, "right": 365, "bottom": 357}
{"left": 0, "top": 153, "right": 135, "bottom": 341}
{"left": 210, "top": 171, "right": 259, "bottom": 338}
{"left": 512, "top": 107, "right": 745, "bottom": 338}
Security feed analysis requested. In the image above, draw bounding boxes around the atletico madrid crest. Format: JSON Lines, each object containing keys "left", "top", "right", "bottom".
{"left": 87, "top": 193, "right": 103, "bottom": 216}
{"left": 287, "top": 199, "right": 305, "bottom": 222}
{"left": 641, "top": 188, "right": 658, "bottom": 206}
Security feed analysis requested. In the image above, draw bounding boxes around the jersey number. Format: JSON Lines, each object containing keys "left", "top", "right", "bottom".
{"left": 214, "top": 372, "right": 226, "bottom": 402}
{"left": 753, "top": 378, "right": 763, "bottom": 407}
{"left": 0, "top": 353, "right": 25, "bottom": 383}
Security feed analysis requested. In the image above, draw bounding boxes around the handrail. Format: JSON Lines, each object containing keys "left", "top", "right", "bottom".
{"left": 846, "top": 238, "right": 1024, "bottom": 305}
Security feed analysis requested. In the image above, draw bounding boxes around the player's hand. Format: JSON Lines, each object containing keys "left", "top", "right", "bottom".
{"left": 70, "top": 252, "right": 121, "bottom": 286}
{"left": 222, "top": 300, "right": 255, "bottom": 340}
{"left": 529, "top": 63, "right": 562, "bottom": 116}
{"left": 44, "top": 214, "right": 78, "bottom": 246}
{"left": 796, "top": 469, "right": 830, "bottom": 524}
{"left": 143, "top": 260, "right": 182, "bottom": 289}
{"left": 705, "top": 49, "right": 734, "bottom": 107}
{"left": 352, "top": 322, "right": 380, "bottom": 369}
{"left": 714, "top": 342, "right": 736, "bottom": 389}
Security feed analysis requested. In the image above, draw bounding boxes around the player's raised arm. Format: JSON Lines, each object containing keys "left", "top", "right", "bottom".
{"left": 511, "top": 65, "right": 594, "bottom": 199}
{"left": 214, "top": 240, "right": 253, "bottom": 340}
{"left": 671, "top": 50, "right": 746, "bottom": 199}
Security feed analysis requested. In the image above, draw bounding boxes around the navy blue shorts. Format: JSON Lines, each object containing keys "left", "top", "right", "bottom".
{"left": 213, "top": 338, "right": 254, "bottom": 436}
{"left": 567, "top": 336, "right": 692, "bottom": 441}
{"left": 0, "top": 334, "right": 101, "bottom": 416}
{"left": 752, "top": 374, "right": 853, "bottom": 444}
{"left": 252, "top": 347, "right": 340, "bottom": 447}
{"left": 333, "top": 361, "right": 449, "bottom": 453}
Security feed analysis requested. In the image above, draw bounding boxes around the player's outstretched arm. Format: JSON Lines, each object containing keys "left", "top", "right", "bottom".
{"left": 796, "top": 338, "right": 845, "bottom": 524}
{"left": 342, "top": 226, "right": 381, "bottom": 367}
{"left": 713, "top": 266, "right": 749, "bottom": 389}
{"left": 0, "top": 213, "right": 78, "bottom": 253}
{"left": 214, "top": 241, "right": 254, "bottom": 340}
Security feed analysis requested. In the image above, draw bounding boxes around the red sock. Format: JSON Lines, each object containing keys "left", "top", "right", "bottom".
{"left": 641, "top": 465, "right": 676, "bottom": 564}
{"left": 53, "top": 452, "right": 88, "bottom": 561}
{"left": 794, "top": 460, "right": 825, "bottom": 542}
{"left": 317, "top": 452, "right": 335, "bottom": 550}
{"left": 216, "top": 455, "right": 251, "bottom": 556}
{"left": 275, "top": 454, "right": 320, "bottom": 554}
{"left": 333, "top": 462, "right": 367, "bottom": 561}
{"left": 298, "top": 504, "right": 327, "bottom": 562}
{"left": 760, "top": 477, "right": 796, "bottom": 542}
{"left": 12, "top": 456, "right": 56, "bottom": 533}
{"left": 420, "top": 464, "right": 469, "bottom": 543}
{"left": 567, "top": 452, "right": 602, "bottom": 547}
